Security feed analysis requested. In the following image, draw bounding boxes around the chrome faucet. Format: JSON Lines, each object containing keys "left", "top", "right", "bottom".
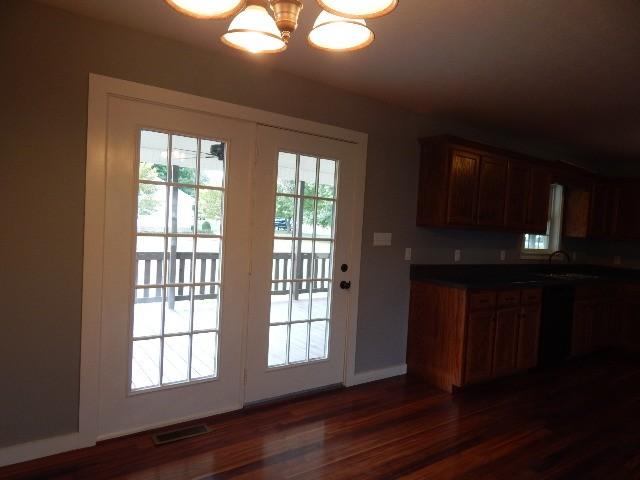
{"left": 548, "top": 250, "right": 571, "bottom": 264}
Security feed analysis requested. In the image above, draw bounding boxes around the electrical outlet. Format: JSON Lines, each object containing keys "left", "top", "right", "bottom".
{"left": 404, "top": 248, "right": 412, "bottom": 261}
{"left": 454, "top": 249, "right": 461, "bottom": 262}
{"left": 500, "top": 250, "right": 506, "bottom": 261}
{"left": 572, "top": 251, "right": 577, "bottom": 261}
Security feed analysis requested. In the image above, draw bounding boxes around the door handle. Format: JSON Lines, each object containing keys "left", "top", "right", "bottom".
{"left": 340, "top": 281, "right": 351, "bottom": 290}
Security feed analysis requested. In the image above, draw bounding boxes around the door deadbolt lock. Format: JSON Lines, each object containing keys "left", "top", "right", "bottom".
{"left": 340, "top": 281, "right": 351, "bottom": 290}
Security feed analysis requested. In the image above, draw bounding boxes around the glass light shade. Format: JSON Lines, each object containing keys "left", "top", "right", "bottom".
{"left": 165, "top": 0, "right": 246, "bottom": 19}
{"left": 308, "top": 11, "right": 374, "bottom": 52}
{"left": 316, "top": 0, "right": 398, "bottom": 19}
{"left": 221, "top": 5, "right": 287, "bottom": 54}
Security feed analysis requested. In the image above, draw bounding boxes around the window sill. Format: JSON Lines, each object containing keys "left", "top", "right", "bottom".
{"left": 520, "top": 251, "right": 552, "bottom": 261}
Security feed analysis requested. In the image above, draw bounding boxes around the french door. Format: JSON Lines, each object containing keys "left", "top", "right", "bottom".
{"left": 98, "top": 97, "right": 253, "bottom": 438}
{"left": 245, "top": 126, "right": 360, "bottom": 403}
{"left": 98, "top": 94, "right": 362, "bottom": 438}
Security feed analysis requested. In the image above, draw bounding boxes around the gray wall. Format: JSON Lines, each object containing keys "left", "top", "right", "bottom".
{"left": 0, "top": 0, "right": 631, "bottom": 448}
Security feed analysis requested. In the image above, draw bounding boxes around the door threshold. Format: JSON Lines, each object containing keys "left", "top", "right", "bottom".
{"left": 244, "top": 383, "right": 345, "bottom": 410}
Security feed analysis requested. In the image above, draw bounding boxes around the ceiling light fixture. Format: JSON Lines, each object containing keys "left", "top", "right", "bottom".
{"left": 308, "top": 11, "right": 373, "bottom": 52}
{"left": 316, "top": 0, "right": 398, "bottom": 19}
{"left": 166, "top": 0, "right": 397, "bottom": 53}
{"left": 165, "top": 0, "right": 246, "bottom": 19}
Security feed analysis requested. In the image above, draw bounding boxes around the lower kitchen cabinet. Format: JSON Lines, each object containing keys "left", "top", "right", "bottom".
{"left": 407, "top": 283, "right": 542, "bottom": 392}
{"left": 517, "top": 304, "right": 542, "bottom": 370}
{"left": 492, "top": 308, "right": 520, "bottom": 377}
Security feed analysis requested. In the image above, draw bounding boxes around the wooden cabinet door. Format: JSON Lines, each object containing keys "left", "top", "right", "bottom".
{"left": 525, "top": 168, "right": 551, "bottom": 233}
{"left": 505, "top": 161, "right": 531, "bottom": 230}
{"left": 612, "top": 181, "right": 640, "bottom": 240}
{"left": 517, "top": 305, "right": 541, "bottom": 370}
{"left": 447, "top": 150, "right": 480, "bottom": 226}
{"left": 589, "top": 182, "right": 612, "bottom": 238}
{"left": 572, "top": 300, "right": 595, "bottom": 355}
{"left": 563, "top": 186, "right": 590, "bottom": 238}
{"left": 464, "top": 311, "right": 495, "bottom": 384}
{"left": 477, "top": 156, "right": 507, "bottom": 227}
{"left": 492, "top": 308, "right": 519, "bottom": 377}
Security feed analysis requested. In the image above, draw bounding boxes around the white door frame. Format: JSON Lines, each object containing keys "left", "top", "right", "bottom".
{"left": 0, "top": 74, "right": 367, "bottom": 467}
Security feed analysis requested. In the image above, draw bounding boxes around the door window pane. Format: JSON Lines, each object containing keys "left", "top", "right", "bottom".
{"left": 191, "top": 332, "right": 217, "bottom": 379}
{"left": 268, "top": 325, "right": 288, "bottom": 367}
{"left": 137, "top": 184, "right": 167, "bottom": 234}
{"left": 309, "top": 321, "right": 328, "bottom": 360}
{"left": 170, "top": 135, "right": 198, "bottom": 184}
{"left": 168, "top": 186, "right": 196, "bottom": 234}
{"left": 274, "top": 195, "right": 295, "bottom": 237}
{"left": 290, "top": 283, "right": 310, "bottom": 322}
{"left": 276, "top": 152, "right": 297, "bottom": 194}
{"left": 134, "top": 288, "right": 163, "bottom": 338}
{"left": 289, "top": 322, "right": 309, "bottom": 363}
{"left": 131, "top": 338, "right": 161, "bottom": 390}
{"left": 315, "top": 200, "right": 335, "bottom": 239}
{"left": 197, "top": 189, "right": 223, "bottom": 235}
{"left": 299, "top": 156, "right": 317, "bottom": 196}
{"left": 318, "top": 159, "right": 336, "bottom": 198}
{"left": 199, "top": 140, "right": 225, "bottom": 187}
{"left": 164, "top": 286, "right": 191, "bottom": 334}
{"left": 162, "top": 335, "right": 190, "bottom": 384}
{"left": 193, "top": 286, "right": 219, "bottom": 331}
{"left": 130, "top": 130, "right": 226, "bottom": 392}
{"left": 139, "top": 130, "right": 168, "bottom": 182}
{"left": 270, "top": 282, "right": 290, "bottom": 324}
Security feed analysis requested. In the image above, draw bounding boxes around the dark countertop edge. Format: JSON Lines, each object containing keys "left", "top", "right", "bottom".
{"left": 410, "top": 264, "right": 640, "bottom": 289}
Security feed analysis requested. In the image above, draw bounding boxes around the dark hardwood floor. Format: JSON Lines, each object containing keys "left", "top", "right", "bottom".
{"left": 2, "top": 352, "right": 640, "bottom": 480}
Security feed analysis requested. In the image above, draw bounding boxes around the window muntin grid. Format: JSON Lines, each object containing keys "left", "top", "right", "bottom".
{"left": 130, "top": 129, "right": 226, "bottom": 392}
{"left": 268, "top": 152, "right": 338, "bottom": 367}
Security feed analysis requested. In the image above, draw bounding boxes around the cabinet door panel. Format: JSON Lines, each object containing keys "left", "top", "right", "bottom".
{"left": 526, "top": 168, "right": 551, "bottom": 233}
{"left": 447, "top": 150, "right": 480, "bottom": 226}
{"left": 493, "top": 308, "right": 519, "bottom": 377}
{"left": 464, "top": 311, "right": 495, "bottom": 384}
{"left": 572, "top": 300, "right": 595, "bottom": 355}
{"left": 589, "top": 182, "right": 612, "bottom": 238}
{"left": 505, "top": 162, "right": 531, "bottom": 230}
{"left": 477, "top": 156, "right": 507, "bottom": 227}
{"left": 517, "top": 305, "right": 541, "bottom": 370}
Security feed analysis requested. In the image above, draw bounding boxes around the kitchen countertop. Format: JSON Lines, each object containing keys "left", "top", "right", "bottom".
{"left": 410, "top": 264, "right": 640, "bottom": 289}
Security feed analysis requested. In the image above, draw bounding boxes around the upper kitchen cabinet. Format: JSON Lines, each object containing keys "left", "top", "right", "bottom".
{"left": 589, "top": 180, "right": 615, "bottom": 238}
{"left": 417, "top": 136, "right": 550, "bottom": 234}
{"left": 446, "top": 149, "right": 480, "bottom": 226}
{"left": 477, "top": 155, "right": 508, "bottom": 227}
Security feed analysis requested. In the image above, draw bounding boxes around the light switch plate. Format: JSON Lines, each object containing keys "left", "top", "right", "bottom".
{"left": 373, "top": 232, "right": 392, "bottom": 246}
{"left": 454, "top": 249, "right": 461, "bottom": 262}
{"left": 500, "top": 250, "right": 506, "bottom": 261}
{"left": 614, "top": 256, "right": 622, "bottom": 265}
{"left": 405, "top": 248, "right": 412, "bottom": 261}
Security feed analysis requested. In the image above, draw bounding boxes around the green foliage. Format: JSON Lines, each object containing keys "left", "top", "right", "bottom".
{"left": 138, "top": 163, "right": 161, "bottom": 215}
{"left": 274, "top": 185, "right": 335, "bottom": 230}
{"left": 199, "top": 189, "right": 223, "bottom": 220}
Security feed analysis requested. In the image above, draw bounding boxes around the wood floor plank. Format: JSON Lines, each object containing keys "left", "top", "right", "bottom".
{"left": 1, "top": 352, "right": 639, "bottom": 480}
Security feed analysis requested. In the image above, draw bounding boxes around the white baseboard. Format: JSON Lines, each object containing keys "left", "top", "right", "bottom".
{"left": 348, "top": 363, "right": 407, "bottom": 387}
{"left": 0, "top": 432, "right": 95, "bottom": 468}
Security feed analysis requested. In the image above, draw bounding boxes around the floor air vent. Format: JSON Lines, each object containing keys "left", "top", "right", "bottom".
{"left": 152, "top": 424, "right": 211, "bottom": 445}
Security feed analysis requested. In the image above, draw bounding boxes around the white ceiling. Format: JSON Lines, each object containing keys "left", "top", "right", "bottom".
{"left": 39, "top": 0, "right": 640, "bottom": 164}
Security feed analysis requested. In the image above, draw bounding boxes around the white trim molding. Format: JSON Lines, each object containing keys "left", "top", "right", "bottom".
{"left": 348, "top": 364, "right": 408, "bottom": 387}
{"left": 0, "top": 432, "right": 92, "bottom": 468}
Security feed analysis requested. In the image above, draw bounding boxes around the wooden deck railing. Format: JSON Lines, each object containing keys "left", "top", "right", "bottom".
{"left": 136, "top": 252, "right": 330, "bottom": 303}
